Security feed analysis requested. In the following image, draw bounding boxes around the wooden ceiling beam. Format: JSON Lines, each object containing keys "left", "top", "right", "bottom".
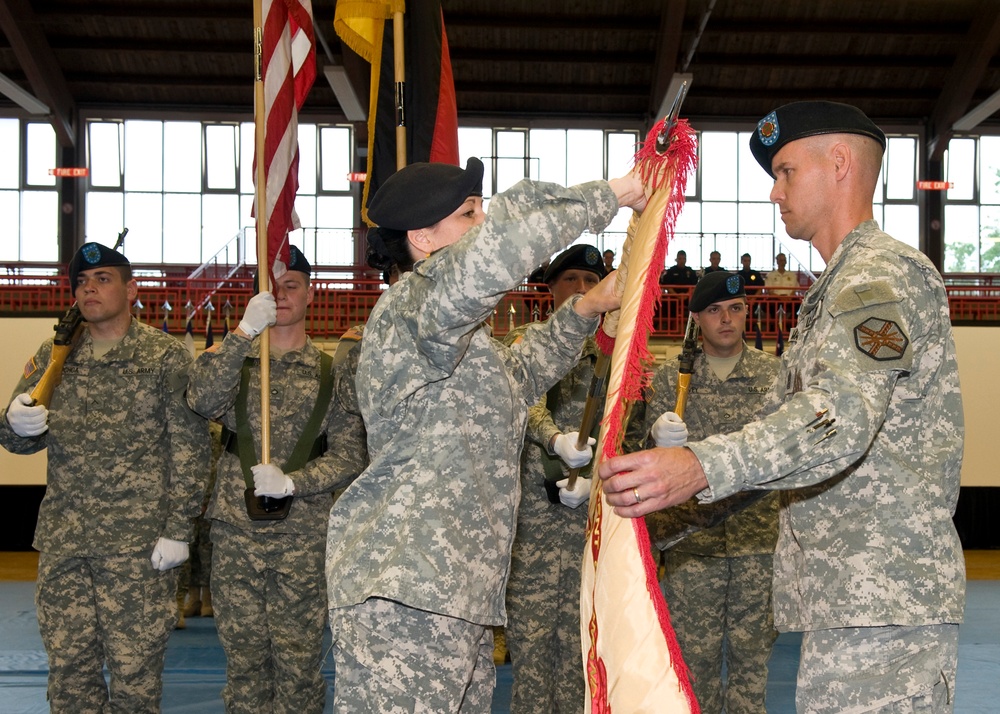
{"left": 0, "top": 0, "right": 75, "bottom": 146}
{"left": 928, "top": 0, "right": 1000, "bottom": 159}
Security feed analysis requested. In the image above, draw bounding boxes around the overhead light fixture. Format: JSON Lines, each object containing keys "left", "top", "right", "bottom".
{"left": 655, "top": 72, "right": 692, "bottom": 122}
{"left": 0, "top": 72, "right": 49, "bottom": 115}
{"left": 952, "top": 87, "right": 1000, "bottom": 132}
{"left": 324, "top": 65, "right": 366, "bottom": 122}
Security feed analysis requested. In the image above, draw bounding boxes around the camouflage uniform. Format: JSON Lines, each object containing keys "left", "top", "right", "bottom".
{"left": 501, "top": 326, "right": 600, "bottom": 714}
{"left": 632, "top": 346, "right": 780, "bottom": 713}
{"left": 187, "top": 332, "right": 367, "bottom": 714}
{"left": 327, "top": 178, "right": 620, "bottom": 711}
{"left": 684, "top": 221, "right": 965, "bottom": 712}
{"left": 0, "top": 318, "right": 209, "bottom": 713}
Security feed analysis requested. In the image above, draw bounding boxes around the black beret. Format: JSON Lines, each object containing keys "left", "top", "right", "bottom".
{"left": 69, "top": 242, "right": 130, "bottom": 287}
{"left": 543, "top": 244, "right": 607, "bottom": 283}
{"left": 286, "top": 245, "right": 310, "bottom": 275}
{"left": 689, "top": 271, "right": 745, "bottom": 313}
{"left": 749, "top": 101, "right": 887, "bottom": 178}
{"left": 368, "top": 157, "right": 484, "bottom": 230}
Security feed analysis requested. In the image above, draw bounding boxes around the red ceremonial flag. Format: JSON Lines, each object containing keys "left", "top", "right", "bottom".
{"left": 257, "top": 0, "right": 316, "bottom": 279}
{"left": 334, "top": 0, "right": 459, "bottom": 224}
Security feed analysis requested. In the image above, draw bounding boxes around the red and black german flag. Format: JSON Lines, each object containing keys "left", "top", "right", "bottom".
{"left": 335, "top": 0, "right": 460, "bottom": 224}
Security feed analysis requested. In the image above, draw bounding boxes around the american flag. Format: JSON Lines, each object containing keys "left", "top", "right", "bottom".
{"left": 257, "top": 0, "right": 316, "bottom": 279}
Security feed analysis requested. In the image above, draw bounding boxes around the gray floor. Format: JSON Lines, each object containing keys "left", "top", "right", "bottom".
{"left": 1, "top": 580, "right": 997, "bottom": 713}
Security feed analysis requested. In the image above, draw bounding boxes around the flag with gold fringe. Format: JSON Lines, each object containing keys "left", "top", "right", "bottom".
{"left": 580, "top": 117, "right": 700, "bottom": 714}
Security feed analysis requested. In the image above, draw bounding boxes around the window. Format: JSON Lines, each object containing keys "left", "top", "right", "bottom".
{"left": 944, "top": 135, "right": 1000, "bottom": 273}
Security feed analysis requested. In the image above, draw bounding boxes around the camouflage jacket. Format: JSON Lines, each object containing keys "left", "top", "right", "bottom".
{"left": 326, "top": 178, "right": 619, "bottom": 626}
{"left": 687, "top": 220, "right": 966, "bottom": 631}
{"left": 630, "top": 346, "right": 780, "bottom": 557}
{"left": 186, "top": 332, "right": 367, "bottom": 535}
{"left": 502, "top": 325, "right": 598, "bottom": 542}
{"left": 0, "top": 319, "right": 210, "bottom": 555}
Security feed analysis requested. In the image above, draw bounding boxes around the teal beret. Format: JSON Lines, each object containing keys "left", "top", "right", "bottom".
{"left": 690, "top": 271, "right": 745, "bottom": 313}
{"left": 749, "top": 101, "right": 886, "bottom": 178}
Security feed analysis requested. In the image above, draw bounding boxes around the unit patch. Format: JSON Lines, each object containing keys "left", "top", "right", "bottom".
{"left": 757, "top": 111, "right": 779, "bottom": 146}
{"left": 853, "top": 317, "right": 908, "bottom": 361}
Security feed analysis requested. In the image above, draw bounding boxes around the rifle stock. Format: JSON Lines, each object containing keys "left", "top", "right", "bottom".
{"left": 30, "top": 305, "right": 85, "bottom": 408}
{"left": 565, "top": 351, "right": 611, "bottom": 489}
{"left": 674, "top": 313, "right": 699, "bottom": 419}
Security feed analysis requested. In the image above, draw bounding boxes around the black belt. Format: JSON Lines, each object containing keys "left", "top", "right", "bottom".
{"left": 221, "top": 426, "right": 328, "bottom": 464}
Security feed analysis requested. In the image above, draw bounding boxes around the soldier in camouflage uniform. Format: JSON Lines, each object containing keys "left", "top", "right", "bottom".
{"left": 0, "top": 242, "right": 210, "bottom": 713}
{"left": 599, "top": 102, "right": 965, "bottom": 713}
{"left": 502, "top": 244, "right": 608, "bottom": 713}
{"left": 186, "top": 246, "right": 367, "bottom": 714}
{"left": 629, "top": 271, "right": 780, "bottom": 713}
{"left": 326, "top": 158, "right": 646, "bottom": 712}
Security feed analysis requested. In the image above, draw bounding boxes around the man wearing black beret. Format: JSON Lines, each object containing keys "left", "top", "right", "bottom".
{"left": 628, "top": 271, "right": 780, "bottom": 712}
{"left": 1, "top": 241, "right": 210, "bottom": 712}
{"left": 600, "top": 101, "right": 965, "bottom": 712}
{"left": 502, "top": 243, "right": 607, "bottom": 711}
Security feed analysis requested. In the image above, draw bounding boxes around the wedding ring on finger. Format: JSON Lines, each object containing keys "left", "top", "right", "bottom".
{"left": 633, "top": 487, "right": 643, "bottom": 504}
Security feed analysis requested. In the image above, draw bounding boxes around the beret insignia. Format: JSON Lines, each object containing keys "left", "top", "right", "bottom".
{"left": 757, "top": 112, "right": 779, "bottom": 147}
{"left": 585, "top": 246, "right": 601, "bottom": 266}
{"left": 82, "top": 243, "right": 102, "bottom": 265}
{"left": 853, "top": 317, "right": 908, "bottom": 360}
{"left": 725, "top": 274, "right": 741, "bottom": 295}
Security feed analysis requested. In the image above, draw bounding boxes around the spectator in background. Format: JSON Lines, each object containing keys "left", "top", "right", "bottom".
{"left": 702, "top": 250, "right": 725, "bottom": 276}
{"left": 764, "top": 252, "right": 798, "bottom": 295}
{"left": 660, "top": 249, "right": 699, "bottom": 289}
{"left": 737, "top": 252, "right": 764, "bottom": 290}
{"left": 603, "top": 248, "right": 616, "bottom": 272}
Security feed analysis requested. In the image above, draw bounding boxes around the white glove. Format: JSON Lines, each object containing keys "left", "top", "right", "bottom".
{"left": 252, "top": 463, "right": 295, "bottom": 498}
{"left": 556, "top": 477, "right": 591, "bottom": 509}
{"left": 552, "top": 431, "right": 596, "bottom": 469}
{"left": 6, "top": 392, "right": 48, "bottom": 437}
{"left": 150, "top": 537, "right": 189, "bottom": 571}
{"left": 238, "top": 292, "right": 277, "bottom": 338}
{"left": 651, "top": 411, "right": 688, "bottom": 448}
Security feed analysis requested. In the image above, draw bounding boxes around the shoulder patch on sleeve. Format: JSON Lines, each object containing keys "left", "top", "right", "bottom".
{"left": 829, "top": 280, "right": 900, "bottom": 316}
{"left": 23, "top": 356, "right": 38, "bottom": 379}
{"left": 853, "top": 317, "right": 909, "bottom": 361}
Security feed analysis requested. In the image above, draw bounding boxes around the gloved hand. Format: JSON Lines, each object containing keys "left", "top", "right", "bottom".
{"left": 252, "top": 463, "right": 295, "bottom": 498}
{"left": 238, "top": 291, "right": 277, "bottom": 338}
{"left": 651, "top": 411, "right": 688, "bottom": 448}
{"left": 556, "top": 477, "right": 591, "bottom": 509}
{"left": 150, "top": 537, "right": 189, "bottom": 571}
{"left": 552, "top": 431, "right": 596, "bottom": 469}
{"left": 6, "top": 393, "right": 48, "bottom": 437}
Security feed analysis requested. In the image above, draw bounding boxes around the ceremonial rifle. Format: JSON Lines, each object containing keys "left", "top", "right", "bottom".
{"left": 673, "top": 312, "right": 699, "bottom": 420}
{"left": 30, "top": 228, "right": 128, "bottom": 408}
{"left": 564, "top": 350, "right": 611, "bottom": 490}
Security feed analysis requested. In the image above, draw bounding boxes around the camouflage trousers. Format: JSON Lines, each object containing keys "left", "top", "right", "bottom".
{"left": 35, "top": 551, "right": 177, "bottom": 714}
{"left": 661, "top": 550, "right": 777, "bottom": 714}
{"left": 211, "top": 521, "right": 328, "bottom": 714}
{"left": 329, "top": 596, "right": 495, "bottom": 713}
{"left": 505, "top": 522, "right": 585, "bottom": 713}
{"left": 795, "top": 623, "right": 959, "bottom": 713}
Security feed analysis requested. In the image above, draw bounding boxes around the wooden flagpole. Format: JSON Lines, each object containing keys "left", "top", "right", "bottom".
{"left": 393, "top": 8, "right": 406, "bottom": 170}
{"left": 253, "top": 0, "right": 271, "bottom": 463}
